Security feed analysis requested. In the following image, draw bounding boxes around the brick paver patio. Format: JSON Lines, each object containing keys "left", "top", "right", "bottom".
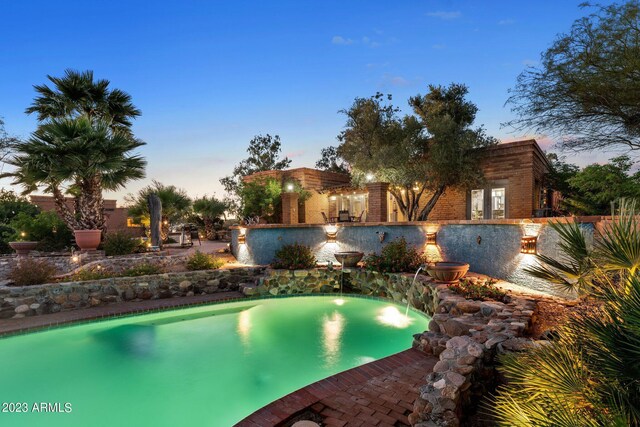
{"left": 237, "top": 348, "right": 437, "bottom": 427}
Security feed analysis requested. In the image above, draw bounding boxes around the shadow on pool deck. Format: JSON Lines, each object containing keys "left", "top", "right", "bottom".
{"left": 0, "top": 291, "right": 244, "bottom": 337}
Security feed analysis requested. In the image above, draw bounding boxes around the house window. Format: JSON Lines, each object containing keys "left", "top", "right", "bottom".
{"left": 471, "top": 189, "right": 484, "bottom": 220}
{"left": 491, "top": 188, "right": 505, "bottom": 219}
{"left": 469, "top": 184, "right": 508, "bottom": 219}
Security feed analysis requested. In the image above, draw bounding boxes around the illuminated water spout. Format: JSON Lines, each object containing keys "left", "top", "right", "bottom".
{"left": 405, "top": 265, "right": 426, "bottom": 319}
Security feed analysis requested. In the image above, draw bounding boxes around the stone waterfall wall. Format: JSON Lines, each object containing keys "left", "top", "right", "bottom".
{"left": 410, "top": 287, "right": 542, "bottom": 427}
{"left": 258, "top": 268, "right": 440, "bottom": 315}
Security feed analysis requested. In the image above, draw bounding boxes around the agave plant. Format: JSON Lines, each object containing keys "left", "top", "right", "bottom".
{"left": 490, "top": 199, "right": 640, "bottom": 426}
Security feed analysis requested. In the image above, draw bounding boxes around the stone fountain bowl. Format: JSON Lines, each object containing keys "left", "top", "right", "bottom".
{"left": 9, "top": 241, "right": 38, "bottom": 257}
{"left": 334, "top": 251, "right": 364, "bottom": 268}
{"left": 426, "top": 261, "right": 470, "bottom": 283}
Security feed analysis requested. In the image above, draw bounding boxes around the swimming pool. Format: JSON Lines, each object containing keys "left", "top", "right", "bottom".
{"left": 0, "top": 296, "right": 429, "bottom": 426}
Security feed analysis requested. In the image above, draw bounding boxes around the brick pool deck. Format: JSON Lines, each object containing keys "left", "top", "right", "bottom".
{"left": 0, "top": 291, "right": 244, "bottom": 336}
{"left": 236, "top": 348, "right": 437, "bottom": 427}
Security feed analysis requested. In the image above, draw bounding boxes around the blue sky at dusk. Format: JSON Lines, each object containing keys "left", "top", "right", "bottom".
{"left": 0, "top": 1, "right": 617, "bottom": 203}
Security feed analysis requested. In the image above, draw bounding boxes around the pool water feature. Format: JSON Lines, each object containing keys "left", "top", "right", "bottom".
{"left": 0, "top": 296, "right": 429, "bottom": 427}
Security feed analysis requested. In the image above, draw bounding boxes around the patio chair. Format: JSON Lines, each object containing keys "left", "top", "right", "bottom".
{"left": 321, "top": 212, "right": 329, "bottom": 223}
{"left": 353, "top": 210, "right": 365, "bottom": 222}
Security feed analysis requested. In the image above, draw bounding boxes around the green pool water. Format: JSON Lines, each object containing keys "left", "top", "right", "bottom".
{"left": 0, "top": 296, "right": 429, "bottom": 426}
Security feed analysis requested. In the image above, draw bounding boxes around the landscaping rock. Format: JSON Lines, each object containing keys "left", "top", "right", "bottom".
{"left": 14, "top": 304, "right": 29, "bottom": 314}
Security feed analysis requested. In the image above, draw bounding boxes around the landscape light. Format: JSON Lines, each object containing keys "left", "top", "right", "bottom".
{"left": 238, "top": 228, "right": 247, "bottom": 244}
{"left": 426, "top": 232, "right": 437, "bottom": 245}
{"left": 325, "top": 224, "right": 338, "bottom": 243}
{"left": 521, "top": 236, "right": 537, "bottom": 254}
{"left": 365, "top": 173, "right": 374, "bottom": 182}
{"left": 286, "top": 183, "right": 294, "bottom": 192}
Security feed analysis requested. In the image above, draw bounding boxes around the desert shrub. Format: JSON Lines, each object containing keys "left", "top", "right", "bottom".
{"left": 9, "top": 258, "right": 57, "bottom": 286}
{"left": 9, "top": 211, "right": 73, "bottom": 251}
{"left": 364, "top": 237, "right": 426, "bottom": 273}
{"left": 490, "top": 200, "right": 640, "bottom": 425}
{"left": 64, "top": 267, "right": 113, "bottom": 282}
{"left": 271, "top": 243, "right": 316, "bottom": 270}
{"left": 122, "top": 263, "right": 163, "bottom": 277}
{"left": 448, "top": 277, "right": 508, "bottom": 302}
{"left": 186, "top": 250, "right": 223, "bottom": 271}
{"left": 103, "top": 231, "right": 143, "bottom": 256}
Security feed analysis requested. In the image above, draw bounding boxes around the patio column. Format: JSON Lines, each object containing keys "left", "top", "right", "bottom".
{"left": 281, "top": 192, "right": 299, "bottom": 224}
{"left": 366, "top": 182, "right": 389, "bottom": 222}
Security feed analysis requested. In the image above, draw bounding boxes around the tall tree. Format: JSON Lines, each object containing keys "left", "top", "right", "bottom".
{"left": 25, "top": 69, "right": 141, "bottom": 136}
{"left": 563, "top": 156, "right": 640, "bottom": 215}
{"left": 192, "top": 195, "right": 227, "bottom": 240}
{"left": 3, "top": 118, "right": 146, "bottom": 230}
{"left": 338, "top": 87, "right": 495, "bottom": 221}
{"left": 507, "top": 1, "right": 640, "bottom": 153}
{"left": 315, "top": 146, "right": 350, "bottom": 174}
{"left": 220, "top": 134, "right": 291, "bottom": 214}
{"left": 2, "top": 70, "right": 145, "bottom": 232}
{"left": 126, "top": 180, "right": 192, "bottom": 240}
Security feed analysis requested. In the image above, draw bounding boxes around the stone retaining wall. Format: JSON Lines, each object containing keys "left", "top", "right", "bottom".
{"left": 0, "top": 267, "right": 264, "bottom": 319}
{"left": 0, "top": 254, "right": 75, "bottom": 280}
{"left": 258, "top": 268, "right": 440, "bottom": 314}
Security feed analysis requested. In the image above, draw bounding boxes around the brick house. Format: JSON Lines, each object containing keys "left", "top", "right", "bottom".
{"left": 29, "top": 195, "right": 137, "bottom": 232}
{"left": 242, "top": 139, "right": 556, "bottom": 224}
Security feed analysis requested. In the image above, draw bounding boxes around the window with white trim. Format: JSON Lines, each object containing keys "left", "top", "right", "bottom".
{"left": 491, "top": 188, "right": 505, "bottom": 219}
{"left": 471, "top": 189, "right": 484, "bottom": 220}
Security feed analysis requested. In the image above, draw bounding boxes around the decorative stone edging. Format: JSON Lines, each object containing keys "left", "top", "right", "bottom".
{"left": 0, "top": 267, "right": 265, "bottom": 319}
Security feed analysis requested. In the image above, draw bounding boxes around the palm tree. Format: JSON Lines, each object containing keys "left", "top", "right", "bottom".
{"left": 490, "top": 200, "right": 640, "bottom": 426}
{"left": 193, "top": 196, "right": 227, "bottom": 240}
{"left": 126, "top": 181, "right": 192, "bottom": 240}
{"left": 2, "top": 117, "right": 146, "bottom": 230}
{"left": 25, "top": 69, "right": 141, "bottom": 136}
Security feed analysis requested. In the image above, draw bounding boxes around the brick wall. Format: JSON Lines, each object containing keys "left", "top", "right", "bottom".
{"left": 426, "top": 140, "right": 549, "bottom": 220}
{"left": 281, "top": 192, "right": 299, "bottom": 224}
{"left": 29, "top": 195, "right": 130, "bottom": 231}
{"left": 367, "top": 183, "right": 389, "bottom": 222}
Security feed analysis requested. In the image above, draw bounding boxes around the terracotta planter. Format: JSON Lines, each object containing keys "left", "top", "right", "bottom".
{"left": 74, "top": 229, "right": 102, "bottom": 251}
{"left": 426, "top": 261, "right": 470, "bottom": 283}
{"left": 334, "top": 251, "right": 364, "bottom": 268}
{"left": 9, "top": 241, "right": 38, "bottom": 257}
